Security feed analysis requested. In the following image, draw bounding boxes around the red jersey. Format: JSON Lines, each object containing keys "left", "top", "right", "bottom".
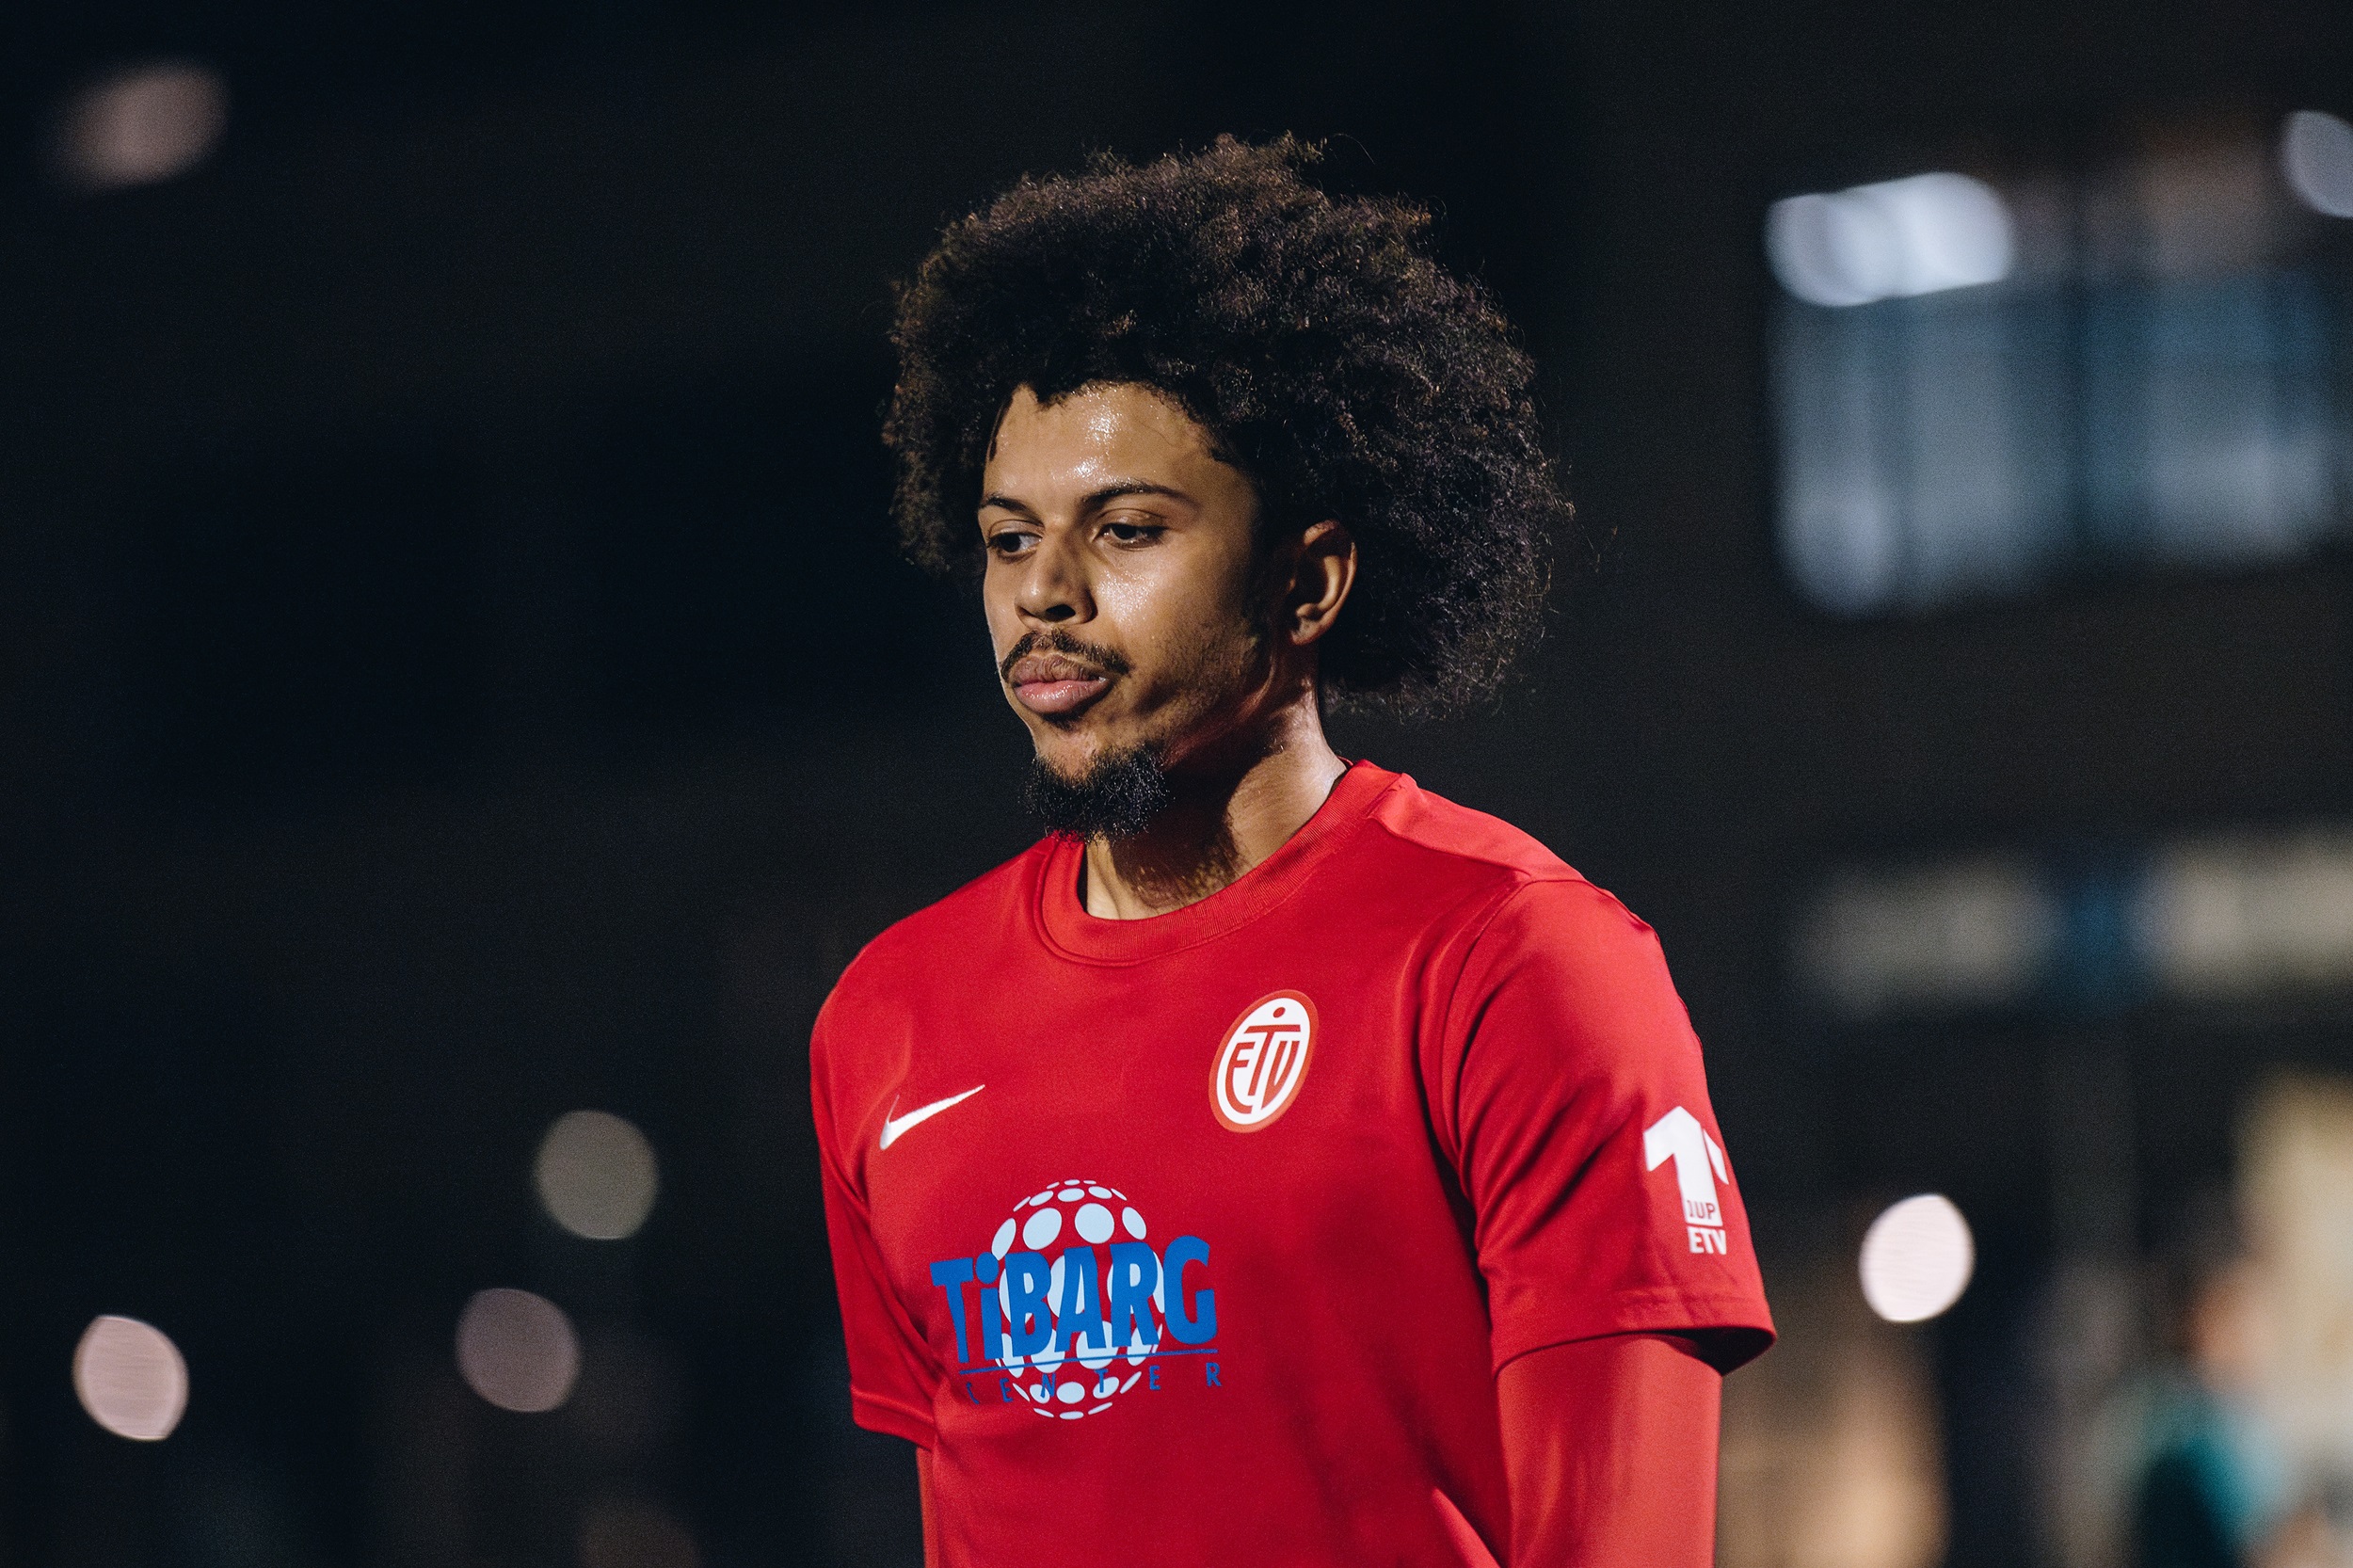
{"left": 812, "top": 763, "right": 1772, "bottom": 1565}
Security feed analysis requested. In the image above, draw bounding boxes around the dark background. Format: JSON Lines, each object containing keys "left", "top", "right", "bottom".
{"left": 3, "top": 0, "right": 2350, "bottom": 1562}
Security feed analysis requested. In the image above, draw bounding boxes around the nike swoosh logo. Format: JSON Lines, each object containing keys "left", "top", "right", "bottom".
{"left": 878, "top": 1084, "right": 985, "bottom": 1150}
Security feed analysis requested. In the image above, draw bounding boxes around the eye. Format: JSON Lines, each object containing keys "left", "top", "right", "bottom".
{"left": 984, "top": 526, "right": 1040, "bottom": 558}
{"left": 1101, "top": 520, "right": 1165, "bottom": 547}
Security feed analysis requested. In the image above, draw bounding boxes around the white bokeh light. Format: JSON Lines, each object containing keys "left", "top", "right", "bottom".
{"left": 1769, "top": 173, "right": 2014, "bottom": 307}
{"left": 2281, "top": 110, "right": 2353, "bottom": 219}
{"left": 1769, "top": 191, "right": 1892, "bottom": 307}
{"left": 54, "top": 63, "right": 227, "bottom": 193}
{"left": 73, "top": 1316, "right": 189, "bottom": 1441}
{"left": 1859, "top": 1194, "right": 1976, "bottom": 1323}
{"left": 535, "top": 1110, "right": 659, "bottom": 1240}
{"left": 456, "top": 1288, "right": 581, "bottom": 1414}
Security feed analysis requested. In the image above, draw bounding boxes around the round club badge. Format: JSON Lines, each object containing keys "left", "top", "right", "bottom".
{"left": 1209, "top": 990, "right": 1318, "bottom": 1132}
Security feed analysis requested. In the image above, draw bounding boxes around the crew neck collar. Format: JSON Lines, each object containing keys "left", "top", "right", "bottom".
{"left": 1032, "top": 760, "right": 1400, "bottom": 966}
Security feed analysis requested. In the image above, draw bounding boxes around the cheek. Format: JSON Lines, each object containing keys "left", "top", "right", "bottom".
{"left": 1109, "top": 536, "right": 1258, "bottom": 637}
{"left": 1104, "top": 568, "right": 1262, "bottom": 695}
{"left": 980, "top": 569, "right": 1024, "bottom": 649}
{"left": 1096, "top": 572, "right": 1210, "bottom": 663}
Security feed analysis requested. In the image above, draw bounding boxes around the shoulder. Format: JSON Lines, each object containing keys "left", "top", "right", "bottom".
{"left": 815, "top": 839, "right": 1050, "bottom": 1040}
{"left": 1362, "top": 772, "right": 1655, "bottom": 947}
{"left": 1353, "top": 776, "right": 1678, "bottom": 1024}
{"left": 1364, "top": 772, "right": 1577, "bottom": 883}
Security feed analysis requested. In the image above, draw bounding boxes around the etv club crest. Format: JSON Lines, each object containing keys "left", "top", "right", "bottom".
{"left": 1209, "top": 990, "right": 1318, "bottom": 1133}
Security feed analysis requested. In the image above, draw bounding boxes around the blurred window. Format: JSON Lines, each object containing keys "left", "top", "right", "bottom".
{"left": 1792, "top": 827, "right": 2353, "bottom": 1018}
{"left": 1769, "top": 113, "right": 2353, "bottom": 616}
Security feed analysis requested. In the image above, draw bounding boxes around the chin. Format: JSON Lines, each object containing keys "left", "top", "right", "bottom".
{"left": 1029, "top": 726, "right": 1121, "bottom": 781}
{"left": 1021, "top": 734, "right": 1172, "bottom": 840}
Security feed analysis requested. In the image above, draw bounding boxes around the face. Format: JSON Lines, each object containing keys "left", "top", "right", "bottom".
{"left": 979, "top": 382, "right": 1281, "bottom": 788}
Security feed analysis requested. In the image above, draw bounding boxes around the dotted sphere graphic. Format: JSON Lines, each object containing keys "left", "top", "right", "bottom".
{"left": 989, "top": 1179, "right": 1160, "bottom": 1420}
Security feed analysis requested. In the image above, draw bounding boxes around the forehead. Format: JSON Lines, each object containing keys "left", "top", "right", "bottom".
{"left": 981, "top": 382, "right": 1235, "bottom": 502}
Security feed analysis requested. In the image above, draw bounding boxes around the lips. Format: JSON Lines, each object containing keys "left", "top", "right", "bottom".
{"left": 1007, "top": 653, "right": 1112, "bottom": 716}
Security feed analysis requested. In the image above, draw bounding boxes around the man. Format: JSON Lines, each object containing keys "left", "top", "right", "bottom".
{"left": 813, "top": 138, "right": 1771, "bottom": 1566}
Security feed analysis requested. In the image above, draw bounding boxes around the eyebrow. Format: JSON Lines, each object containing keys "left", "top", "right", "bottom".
{"left": 978, "top": 481, "right": 1193, "bottom": 515}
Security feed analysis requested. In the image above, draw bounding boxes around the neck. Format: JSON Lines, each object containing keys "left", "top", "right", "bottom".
{"left": 1080, "top": 695, "right": 1348, "bottom": 920}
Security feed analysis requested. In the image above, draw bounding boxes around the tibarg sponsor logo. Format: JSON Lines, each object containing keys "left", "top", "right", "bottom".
{"left": 927, "top": 1179, "right": 1219, "bottom": 1419}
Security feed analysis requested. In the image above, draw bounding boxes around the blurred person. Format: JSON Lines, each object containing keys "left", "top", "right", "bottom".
{"left": 2125, "top": 1202, "right": 2330, "bottom": 1568}
{"left": 810, "top": 138, "right": 1772, "bottom": 1567}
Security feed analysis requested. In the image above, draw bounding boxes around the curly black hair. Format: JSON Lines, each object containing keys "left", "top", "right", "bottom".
{"left": 883, "top": 136, "right": 1566, "bottom": 716}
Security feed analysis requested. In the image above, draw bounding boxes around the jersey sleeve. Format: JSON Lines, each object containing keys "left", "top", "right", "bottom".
{"left": 1435, "top": 878, "right": 1774, "bottom": 1373}
{"left": 811, "top": 1002, "right": 942, "bottom": 1448}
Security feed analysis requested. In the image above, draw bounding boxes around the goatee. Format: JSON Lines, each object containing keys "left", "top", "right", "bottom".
{"left": 1023, "top": 744, "right": 1171, "bottom": 840}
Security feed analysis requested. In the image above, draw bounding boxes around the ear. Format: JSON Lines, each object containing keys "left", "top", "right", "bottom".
{"left": 1287, "top": 520, "right": 1357, "bottom": 647}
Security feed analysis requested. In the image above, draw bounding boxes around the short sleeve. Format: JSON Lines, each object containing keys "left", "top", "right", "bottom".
{"left": 811, "top": 1010, "right": 941, "bottom": 1448}
{"left": 1438, "top": 879, "right": 1774, "bottom": 1374}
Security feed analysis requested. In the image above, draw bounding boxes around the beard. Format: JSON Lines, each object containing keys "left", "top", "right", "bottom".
{"left": 1023, "top": 743, "right": 1172, "bottom": 841}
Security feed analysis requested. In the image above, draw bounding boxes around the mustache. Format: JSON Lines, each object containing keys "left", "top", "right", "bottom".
{"left": 998, "top": 630, "right": 1134, "bottom": 684}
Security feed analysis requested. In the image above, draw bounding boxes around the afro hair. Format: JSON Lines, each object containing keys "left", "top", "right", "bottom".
{"left": 883, "top": 136, "right": 1565, "bottom": 716}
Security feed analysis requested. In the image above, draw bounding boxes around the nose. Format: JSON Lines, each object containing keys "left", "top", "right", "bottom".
{"left": 1015, "top": 524, "right": 1094, "bottom": 626}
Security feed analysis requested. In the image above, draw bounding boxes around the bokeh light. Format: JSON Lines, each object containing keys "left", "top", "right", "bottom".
{"left": 456, "top": 1288, "right": 581, "bottom": 1414}
{"left": 578, "top": 1498, "right": 700, "bottom": 1568}
{"left": 53, "top": 62, "right": 227, "bottom": 193}
{"left": 1768, "top": 172, "right": 2014, "bottom": 307}
{"left": 73, "top": 1316, "right": 189, "bottom": 1441}
{"left": 1859, "top": 1194, "right": 1976, "bottom": 1323}
{"left": 2281, "top": 109, "right": 2353, "bottom": 219}
{"left": 535, "top": 1110, "right": 660, "bottom": 1240}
